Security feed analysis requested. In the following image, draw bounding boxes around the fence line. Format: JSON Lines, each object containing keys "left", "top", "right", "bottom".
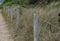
{"left": 3, "top": 6, "right": 60, "bottom": 41}
{"left": 3, "top": 6, "right": 20, "bottom": 28}
{"left": 3, "top": 6, "right": 59, "bottom": 28}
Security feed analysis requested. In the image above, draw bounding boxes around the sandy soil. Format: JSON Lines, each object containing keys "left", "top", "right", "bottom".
{"left": 0, "top": 12, "right": 14, "bottom": 41}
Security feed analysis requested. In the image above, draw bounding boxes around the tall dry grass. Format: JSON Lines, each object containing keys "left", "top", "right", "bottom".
{"left": 2, "top": 1, "right": 60, "bottom": 41}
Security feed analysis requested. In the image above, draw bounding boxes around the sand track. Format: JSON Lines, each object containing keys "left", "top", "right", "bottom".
{"left": 0, "top": 13, "right": 14, "bottom": 41}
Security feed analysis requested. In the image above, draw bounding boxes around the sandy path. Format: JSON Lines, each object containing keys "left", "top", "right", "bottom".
{"left": 0, "top": 13, "right": 14, "bottom": 41}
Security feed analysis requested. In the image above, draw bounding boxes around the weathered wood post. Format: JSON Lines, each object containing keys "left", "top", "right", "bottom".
{"left": 7, "top": 6, "right": 10, "bottom": 17}
{"left": 33, "top": 13, "right": 38, "bottom": 41}
{"left": 3, "top": 6, "right": 5, "bottom": 12}
{"left": 10, "top": 7, "right": 13, "bottom": 23}
{"left": 3, "top": 6, "right": 7, "bottom": 13}
{"left": 5, "top": 6, "right": 8, "bottom": 13}
{"left": 3, "top": 6, "right": 8, "bottom": 16}
{"left": 16, "top": 8, "right": 20, "bottom": 28}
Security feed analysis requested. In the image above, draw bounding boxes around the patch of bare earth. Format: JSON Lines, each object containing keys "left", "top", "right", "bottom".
{"left": 0, "top": 11, "right": 14, "bottom": 41}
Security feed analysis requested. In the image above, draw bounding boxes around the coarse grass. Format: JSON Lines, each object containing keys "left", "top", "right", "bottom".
{"left": 38, "top": 1, "right": 60, "bottom": 41}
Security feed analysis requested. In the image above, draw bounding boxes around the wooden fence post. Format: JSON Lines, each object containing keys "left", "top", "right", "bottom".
{"left": 7, "top": 6, "right": 10, "bottom": 17}
{"left": 10, "top": 7, "right": 13, "bottom": 23}
{"left": 16, "top": 8, "right": 20, "bottom": 28}
{"left": 3, "top": 6, "right": 5, "bottom": 12}
{"left": 33, "top": 13, "right": 38, "bottom": 41}
{"left": 5, "top": 6, "right": 8, "bottom": 13}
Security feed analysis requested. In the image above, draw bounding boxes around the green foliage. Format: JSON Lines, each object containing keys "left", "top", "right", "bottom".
{"left": 3, "top": 0, "right": 25, "bottom": 5}
{"left": 17, "top": 0, "right": 25, "bottom": 5}
{"left": 47, "top": 2, "right": 60, "bottom": 10}
{"left": 2, "top": 0, "right": 60, "bottom": 6}
{"left": 28, "top": 0, "right": 38, "bottom": 4}
{"left": 3, "top": 2, "right": 12, "bottom": 6}
{"left": 3, "top": 0, "right": 12, "bottom": 3}
{"left": 12, "top": 0, "right": 19, "bottom": 4}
